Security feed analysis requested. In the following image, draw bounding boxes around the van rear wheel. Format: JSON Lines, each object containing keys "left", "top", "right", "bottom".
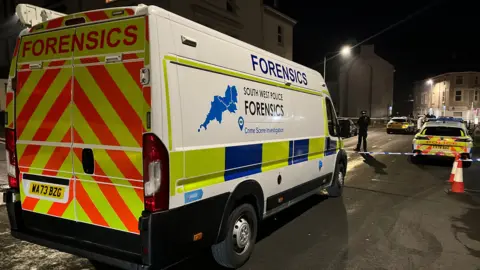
{"left": 212, "top": 204, "right": 258, "bottom": 269}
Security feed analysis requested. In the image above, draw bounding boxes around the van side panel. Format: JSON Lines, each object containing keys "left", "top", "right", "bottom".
{"left": 166, "top": 20, "right": 336, "bottom": 211}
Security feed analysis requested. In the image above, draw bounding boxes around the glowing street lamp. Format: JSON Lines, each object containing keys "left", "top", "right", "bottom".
{"left": 340, "top": 45, "right": 351, "bottom": 57}
{"left": 323, "top": 45, "right": 352, "bottom": 81}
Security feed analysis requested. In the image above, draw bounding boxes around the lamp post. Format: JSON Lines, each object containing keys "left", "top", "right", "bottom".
{"left": 323, "top": 45, "right": 351, "bottom": 81}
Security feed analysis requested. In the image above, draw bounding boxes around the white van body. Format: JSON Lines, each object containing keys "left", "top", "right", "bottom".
{"left": 5, "top": 5, "right": 347, "bottom": 270}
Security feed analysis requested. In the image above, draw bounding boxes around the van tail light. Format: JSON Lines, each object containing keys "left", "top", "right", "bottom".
{"left": 415, "top": 135, "right": 429, "bottom": 140}
{"left": 457, "top": 138, "right": 472, "bottom": 143}
{"left": 143, "top": 133, "right": 169, "bottom": 212}
{"left": 5, "top": 129, "right": 19, "bottom": 189}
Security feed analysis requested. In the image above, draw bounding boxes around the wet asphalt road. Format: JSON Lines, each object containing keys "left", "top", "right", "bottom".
{"left": 2, "top": 129, "right": 480, "bottom": 269}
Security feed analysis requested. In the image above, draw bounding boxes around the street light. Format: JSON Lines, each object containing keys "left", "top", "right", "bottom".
{"left": 426, "top": 79, "right": 433, "bottom": 85}
{"left": 323, "top": 45, "right": 352, "bottom": 81}
{"left": 340, "top": 45, "right": 351, "bottom": 57}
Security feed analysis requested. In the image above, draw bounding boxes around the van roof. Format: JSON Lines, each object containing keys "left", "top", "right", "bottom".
{"left": 26, "top": 5, "right": 145, "bottom": 34}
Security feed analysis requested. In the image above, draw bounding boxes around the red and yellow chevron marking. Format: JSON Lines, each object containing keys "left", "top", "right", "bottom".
{"left": 30, "top": 8, "right": 136, "bottom": 33}
{"left": 69, "top": 58, "right": 145, "bottom": 233}
{"left": 8, "top": 39, "right": 20, "bottom": 77}
{"left": 5, "top": 39, "right": 20, "bottom": 128}
{"left": 18, "top": 128, "right": 75, "bottom": 220}
{"left": 415, "top": 136, "right": 469, "bottom": 157}
{"left": 70, "top": 125, "right": 143, "bottom": 234}
{"left": 14, "top": 15, "right": 149, "bottom": 234}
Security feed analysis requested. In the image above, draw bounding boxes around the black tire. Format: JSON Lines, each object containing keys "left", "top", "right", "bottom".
{"left": 327, "top": 163, "right": 345, "bottom": 197}
{"left": 89, "top": 260, "right": 118, "bottom": 270}
{"left": 463, "top": 161, "right": 472, "bottom": 169}
{"left": 410, "top": 155, "right": 421, "bottom": 164}
{"left": 212, "top": 204, "right": 258, "bottom": 269}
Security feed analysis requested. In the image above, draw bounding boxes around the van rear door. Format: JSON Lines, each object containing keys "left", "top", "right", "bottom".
{"left": 14, "top": 12, "right": 150, "bottom": 260}
{"left": 16, "top": 27, "right": 76, "bottom": 222}
{"left": 71, "top": 16, "right": 147, "bottom": 234}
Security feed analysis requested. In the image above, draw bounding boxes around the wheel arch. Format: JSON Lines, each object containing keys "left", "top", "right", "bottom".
{"left": 215, "top": 179, "right": 264, "bottom": 243}
{"left": 337, "top": 149, "right": 348, "bottom": 173}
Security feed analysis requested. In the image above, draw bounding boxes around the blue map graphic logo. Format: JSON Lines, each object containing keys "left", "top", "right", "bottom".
{"left": 198, "top": 85, "right": 238, "bottom": 132}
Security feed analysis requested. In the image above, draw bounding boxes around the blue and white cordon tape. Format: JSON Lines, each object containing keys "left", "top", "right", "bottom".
{"left": 346, "top": 150, "right": 480, "bottom": 162}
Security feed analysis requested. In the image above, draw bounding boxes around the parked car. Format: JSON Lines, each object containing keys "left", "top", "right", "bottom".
{"left": 338, "top": 118, "right": 358, "bottom": 138}
{"left": 387, "top": 116, "right": 416, "bottom": 134}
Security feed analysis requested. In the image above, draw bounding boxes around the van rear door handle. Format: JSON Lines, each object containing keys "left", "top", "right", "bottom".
{"left": 82, "top": 148, "right": 94, "bottom": 174}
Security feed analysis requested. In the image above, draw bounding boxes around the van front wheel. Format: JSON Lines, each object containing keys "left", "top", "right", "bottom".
{"left": 212, "top": 203, "right": 258, "bottom": 269}
{"left": 327, "top": 163, "right": 345, "bottom": 197}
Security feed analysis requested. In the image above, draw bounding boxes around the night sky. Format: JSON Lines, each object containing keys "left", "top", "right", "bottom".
{"left": 273, "top": 0, "right": 479, "bottom": 114}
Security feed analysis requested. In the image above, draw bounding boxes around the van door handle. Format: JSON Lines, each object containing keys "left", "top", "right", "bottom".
{"left": 82, "top": 148, "right": 94, "bottom": 174}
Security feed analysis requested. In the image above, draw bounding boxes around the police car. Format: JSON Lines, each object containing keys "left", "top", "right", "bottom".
{"left": 387, "top": 116, "right": 415, "bottom": 134}
{"left": 411, "top": 117, "right": 473, "bottom": 167}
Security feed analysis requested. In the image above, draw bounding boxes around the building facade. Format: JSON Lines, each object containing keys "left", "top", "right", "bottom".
{"left": 335, "top": 45, "right": 394, "bottom": 118}
{"left": 413, "top": 72, "right": 480, "bottom": 120}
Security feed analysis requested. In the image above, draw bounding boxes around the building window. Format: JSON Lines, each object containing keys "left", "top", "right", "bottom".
{"left": 421, "top": 93, "right": 426, "bottom": 104}
{"left": 441, "top": 91, "right": 445, "bottom": 103}
{"left": 475, "top": 76, "right": 479, "bottom": 85}
{"left": 226, "top": 0, "right": 236, "bottom": 13}
{"left": 277, "top": 25, "right": 283, "bottom": 46}
{"left": 455, "top": 90, "right": 462, "bottom": 101}
{"left": 455, "top": 76, "right": 463, "bottom": 85}
{"left": 453, "top": 112, "right": 463, "bottom": 117}
{"left": 475, "top": 90, "right": 479, "bottom": 102}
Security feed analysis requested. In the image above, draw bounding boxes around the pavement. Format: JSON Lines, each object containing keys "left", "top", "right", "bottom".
{"left": 2, "top": 128, "right": 480, "bottom": 269}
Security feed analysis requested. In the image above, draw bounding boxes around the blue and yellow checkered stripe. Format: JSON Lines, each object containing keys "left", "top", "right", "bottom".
{"left": 171, "top": 136, "right": 341, "bottom": 195}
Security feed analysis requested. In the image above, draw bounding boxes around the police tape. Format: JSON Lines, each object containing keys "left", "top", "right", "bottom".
{"left": 346, "top": 150, "right": 416, "bottom": 156}
{"left": 345, "top": 150, "right": 480, "bottom": 162}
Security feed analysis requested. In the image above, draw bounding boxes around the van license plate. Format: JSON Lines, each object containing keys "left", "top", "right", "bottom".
{"left": 29, "top": 182, "right": 65, "bottom": 199}
{"left": 433, "top": 145, "right": 449, "bottom": 150}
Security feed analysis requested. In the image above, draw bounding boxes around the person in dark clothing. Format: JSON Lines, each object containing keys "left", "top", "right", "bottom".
{"left": 354, "top": 110, "right": 371, "bottom": 152}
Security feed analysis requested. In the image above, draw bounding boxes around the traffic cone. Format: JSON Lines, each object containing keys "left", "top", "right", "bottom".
{"left": 450, "top": 159, "right": 464, "bottom": 193}
{"left": 449, "top": 155, "right": 460, "bottom": 183}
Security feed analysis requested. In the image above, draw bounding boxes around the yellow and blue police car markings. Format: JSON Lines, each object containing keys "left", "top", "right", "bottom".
{"left": 292, "top": 139, "right": 309, "bottom": 164}
{"left": 325, "top": 137, "right": 338, "bottom": 156}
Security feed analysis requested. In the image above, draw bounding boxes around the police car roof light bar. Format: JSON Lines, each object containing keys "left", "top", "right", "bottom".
{"left": 432, "top": 117, "right": 464, "bottom": 123}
